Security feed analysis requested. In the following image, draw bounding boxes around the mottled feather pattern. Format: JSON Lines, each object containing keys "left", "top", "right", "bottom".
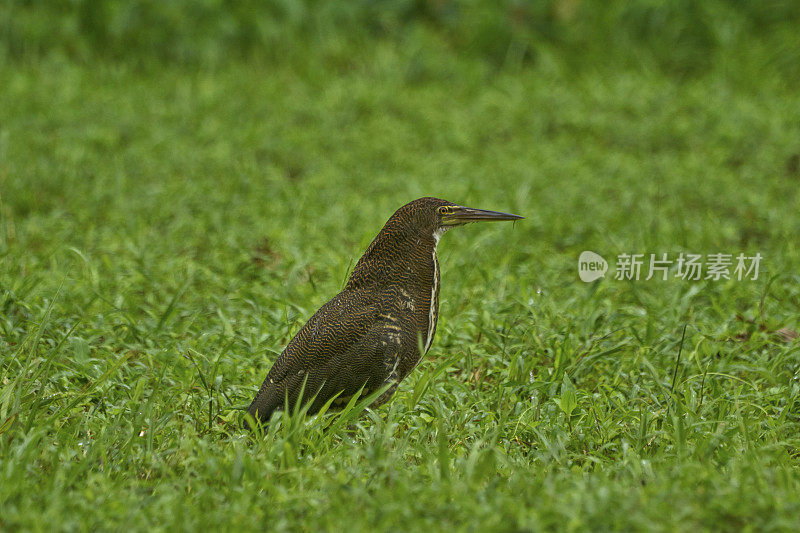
{"left": 247, "top": 198, "right": 452, "bottom": 425}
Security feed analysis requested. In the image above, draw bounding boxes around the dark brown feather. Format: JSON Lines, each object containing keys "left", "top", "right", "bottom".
{"left": 247, "top": 198, "right": 452, "bottom": 425}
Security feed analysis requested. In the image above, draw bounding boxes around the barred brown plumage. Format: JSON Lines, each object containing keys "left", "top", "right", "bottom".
{"left": 245, "top": 197, "right": 523, "bottom": 428}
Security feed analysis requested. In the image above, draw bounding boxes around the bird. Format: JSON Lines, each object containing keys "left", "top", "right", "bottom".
{"left": 246, "top": 197, "right": 523, "bottom": 427}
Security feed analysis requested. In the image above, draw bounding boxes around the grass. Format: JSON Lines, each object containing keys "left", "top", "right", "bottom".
{"left": 2, "top": 38, "right": 800, "bottom": 530}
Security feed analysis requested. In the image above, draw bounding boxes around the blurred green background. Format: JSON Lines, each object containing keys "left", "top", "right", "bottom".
{"left": 3, "top": 0, "right": 800, "bottom": 78}
{"left": 2, "top": 1, "right": 800, "bottom": 531}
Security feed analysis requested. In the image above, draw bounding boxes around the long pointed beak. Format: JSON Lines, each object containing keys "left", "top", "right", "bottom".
{"left": 443, "top": 206, "right": 524, "bottom": 225}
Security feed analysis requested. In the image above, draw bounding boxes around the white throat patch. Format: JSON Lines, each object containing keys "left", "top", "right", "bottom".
{"left": 424, "top": 226, "right": 449, "bottom": 353}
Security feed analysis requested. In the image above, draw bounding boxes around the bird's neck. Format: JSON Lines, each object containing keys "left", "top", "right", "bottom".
{"left": 347, "top": 225, "right": 447, "bottom": 360}
{"left": 345, "top": 227, "right": 442, "bottom": 291}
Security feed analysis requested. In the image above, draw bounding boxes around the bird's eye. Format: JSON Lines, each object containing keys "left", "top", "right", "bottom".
{"left": 438, "top": 206, "right": 451, "bottom": 215}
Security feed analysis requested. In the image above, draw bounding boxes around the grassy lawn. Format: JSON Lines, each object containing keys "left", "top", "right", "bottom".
{"left": 2, "top": 14, "right": 800, "bottom": 530}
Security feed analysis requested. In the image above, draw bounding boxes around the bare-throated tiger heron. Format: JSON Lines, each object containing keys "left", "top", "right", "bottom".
{"left": 246, "top": 197, "right": 522, "bottom": 427}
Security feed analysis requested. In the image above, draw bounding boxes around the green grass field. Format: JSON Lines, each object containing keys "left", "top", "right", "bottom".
{"left": 2, "top": 2, "right": 800, "bottom": 530}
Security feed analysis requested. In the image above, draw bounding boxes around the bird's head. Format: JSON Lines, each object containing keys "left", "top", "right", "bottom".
{"left": 347, "top": 197, "right": 524, "bottom": 288}
{"left": 396, "top": 197, "right": 524, "bottom": 240}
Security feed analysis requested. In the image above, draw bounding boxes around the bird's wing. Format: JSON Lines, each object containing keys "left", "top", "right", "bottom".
{"left": 247, "top": 288, "right": 410, "bottom": 423}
